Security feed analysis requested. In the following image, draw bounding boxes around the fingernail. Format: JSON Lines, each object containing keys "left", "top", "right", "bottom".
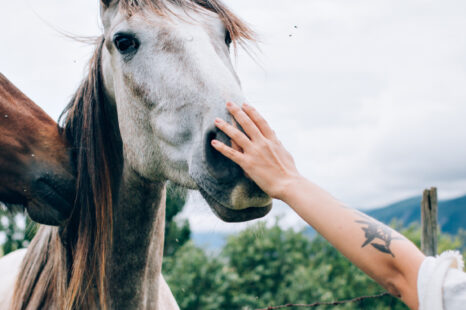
{"left": 226, "top": 102, "right": 233, "bottom": 108}
{"left": 243, "top": 103, "right": 249, "bottom": 108}
{"left": 215, "top": 118, "right": 222, "bottom": 124}
{"left": 211, "top": 140, "right": 218, "bottom": 146}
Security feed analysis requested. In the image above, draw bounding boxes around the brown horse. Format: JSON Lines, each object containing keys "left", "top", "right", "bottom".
{"left": 0, "top": 73, "right": 74, "bottom": 225}
{"left": 2, "top": 1, "right": 271, "bottom": 309}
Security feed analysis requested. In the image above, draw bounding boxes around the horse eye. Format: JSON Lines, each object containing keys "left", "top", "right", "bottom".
{"left": 113, "top": 34, "right": 140, "bottom": 55}
{"left": 225, "top": 30, "right": 232, "bottom": 47}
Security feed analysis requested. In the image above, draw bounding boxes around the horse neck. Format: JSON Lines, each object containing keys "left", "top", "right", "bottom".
{"left": 108, "top": 165, "right": 166, "bottom": 309}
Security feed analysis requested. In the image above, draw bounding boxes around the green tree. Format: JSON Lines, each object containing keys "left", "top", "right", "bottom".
{"left": 163, "top": 241, "right": 226, "bottom": 310}
{"left": 219, "top": 222, "right": 315, "bottom": 309}
{"left": 283, "top": 236, "right": 405, "bottom": 310}
{"left": 165, "top": 222, "right": 465, "bottom": 310}
{"left": 0, "top": 204, "right": 37, "bottom": 256}
{"left": 164, "top": 182, "right": 191, "bottom": 257}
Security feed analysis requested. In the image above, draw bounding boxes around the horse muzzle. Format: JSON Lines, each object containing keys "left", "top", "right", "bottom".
{"left": 189, "top": 125, "right": 272, "bottom": 223}
{"left": 28, "top": 169, "right": 75, "bottom": 226}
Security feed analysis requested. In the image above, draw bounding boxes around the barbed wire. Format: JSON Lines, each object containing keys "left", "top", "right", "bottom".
{"left": 255, "top": 292, "right": 390, "bottom": 309}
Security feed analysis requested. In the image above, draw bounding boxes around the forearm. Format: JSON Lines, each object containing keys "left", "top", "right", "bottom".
{"left": 212, "top": 103, "right": 426, "bottom": 309}
{"left": 281, "top": 177, "right": 425, "bottom": 309}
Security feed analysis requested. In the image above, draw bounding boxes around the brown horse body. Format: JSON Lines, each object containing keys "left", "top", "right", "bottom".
{"left": 0, "top": 73, "right": 74, "bottom": 225}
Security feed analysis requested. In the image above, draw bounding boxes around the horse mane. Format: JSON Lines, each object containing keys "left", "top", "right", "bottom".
{"left": 11, "top": 37, "right": 123, "bottom": 310}
{"left": 59, "top": 36, "right": 124, "bottom": 310}
{"left": 11, "top": 1, "right": 253, "bottom": 309}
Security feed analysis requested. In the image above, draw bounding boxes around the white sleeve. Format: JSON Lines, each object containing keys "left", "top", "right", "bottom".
{"left": 418, "top": 251, "right": 466, "bottom": 310}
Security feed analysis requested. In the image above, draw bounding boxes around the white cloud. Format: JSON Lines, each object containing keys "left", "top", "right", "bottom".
{"left": 0, "top": 0, "right": 100, "bottom": 120}
{"left": 228, "top": 0, "right": 466, "bottom": 209}
{"left": 1, "top": 0, "right": 465, "bottom": 232}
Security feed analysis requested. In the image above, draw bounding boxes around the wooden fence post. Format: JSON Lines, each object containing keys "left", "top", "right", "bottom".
{"left": 421, "top": 187, "right": 438, "bottom": 256}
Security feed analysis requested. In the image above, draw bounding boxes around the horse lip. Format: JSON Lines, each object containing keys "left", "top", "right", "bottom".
{"left": 29, "top": 176, "right": 75, "bottom": 225}
{"left": 198, "top": 187, "right": 272, "bottom": 223}
{"left": 28, "top": 197, "right": 68, "bottom": 226}
{"left": 35, "top": 173, "right": 75, "bottom": 199}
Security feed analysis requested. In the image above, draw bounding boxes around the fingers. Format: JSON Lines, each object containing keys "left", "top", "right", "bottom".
{"left": 214, "top": 118, "right": 251, "bottom": 149}
{"left": 226, "top": 102, "right": 263, "bottom": 141}
{"left": 241, "top": 103, "right": 276, "bottom": 140}
{"left": 211, "top": 139, "right": 244, "bottom": 165}
{"left": 230, "top": 138, "right": 243, "bottom": 153}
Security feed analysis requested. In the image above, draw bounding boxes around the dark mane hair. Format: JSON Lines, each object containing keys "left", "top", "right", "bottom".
{"left": 59, "top": 35, "right": 124, "bottom": 309}
{"left": 11, "top": 37, "right": 123, "bottom": 310}
{"left": 11, "top": 1, "right": 254, "bottom": 309}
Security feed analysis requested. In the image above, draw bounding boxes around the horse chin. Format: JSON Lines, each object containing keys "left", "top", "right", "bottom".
{"left": 28, "top": 174, "right": 75, "bottom": 226}
{"left": 198, "top": 187, "right": 272, "bottom": 223}
{"left": 190, "top": 164, "right": 272, "bottom": 222}
{"left": 28, "top": 199, "right": 68, "bottom": 226}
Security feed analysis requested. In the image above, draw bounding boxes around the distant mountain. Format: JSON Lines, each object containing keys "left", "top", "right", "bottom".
{"left": 367, "top": 195, "right": 466, "bottom": 235}
{"left": 191, "top": 232, "right": 229, "bottom": 253}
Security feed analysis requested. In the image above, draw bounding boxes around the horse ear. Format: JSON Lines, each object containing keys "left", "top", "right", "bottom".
{"left": 101, "top": 0, "right": 114, "bottom": 7}
{"left": 100, "top": 0, "right": 119, "bottom": 30}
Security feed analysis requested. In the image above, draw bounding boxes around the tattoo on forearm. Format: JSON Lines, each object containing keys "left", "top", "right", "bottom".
{"left": 355, "top": 213, "right": 404, "bottom": 257}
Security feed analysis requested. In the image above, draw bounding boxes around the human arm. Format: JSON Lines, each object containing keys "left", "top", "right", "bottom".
{"left": 211, "top": 102, "right": 426, "bottom": 310}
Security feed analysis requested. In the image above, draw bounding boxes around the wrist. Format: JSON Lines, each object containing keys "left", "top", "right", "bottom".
{"left": 275, "top": 173, "right": 307, "bottom": 203}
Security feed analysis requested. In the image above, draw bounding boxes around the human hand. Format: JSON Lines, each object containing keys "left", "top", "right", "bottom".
{"left": 211, "top": 102, "right": 303, "bottom": 201}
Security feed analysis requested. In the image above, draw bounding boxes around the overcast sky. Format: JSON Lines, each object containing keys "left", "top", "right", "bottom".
{"left": 1, "top": 0, "right": 465, "bottom": 233}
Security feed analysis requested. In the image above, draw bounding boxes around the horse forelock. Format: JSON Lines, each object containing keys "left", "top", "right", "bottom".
{"left": 113, "top": 0, "right": 256, "bottom": 48}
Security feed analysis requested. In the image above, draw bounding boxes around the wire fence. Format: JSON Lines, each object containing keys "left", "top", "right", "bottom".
{"left": 255, "top": 292, "right": 390, "bottom": 309}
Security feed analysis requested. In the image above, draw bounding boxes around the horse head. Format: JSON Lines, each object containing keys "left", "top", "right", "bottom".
{"left": 0, "top": 74, "right": 75, "bottom": 225}
{"left": 99, "top": 0, "right": 272, "bottom": 222}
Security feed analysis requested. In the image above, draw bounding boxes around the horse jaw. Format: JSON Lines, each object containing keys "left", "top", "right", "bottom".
{"left": 100, "top": 2, "right": 272, "bottom": 222}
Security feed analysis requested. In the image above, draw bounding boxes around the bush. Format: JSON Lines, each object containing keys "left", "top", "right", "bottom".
{"left": 0, "top": 204, "right": 37, "bottom": 256}
{"left": 164, "top": 222, "right": 465, "bottom": 310}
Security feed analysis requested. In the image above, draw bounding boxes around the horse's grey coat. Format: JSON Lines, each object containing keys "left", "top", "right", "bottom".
{"left": 98, "top": 4, "right": 271, "bottom": 307}
{"left": 108, "top": 167, "right": 167, "bottom": 308}
{"left": 0, "top": 2, "right": 272, "bottom": 308}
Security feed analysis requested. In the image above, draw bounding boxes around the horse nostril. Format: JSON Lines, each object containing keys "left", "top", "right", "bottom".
{"left": 205, "top": 127, "right": 240, "bottom": 183}
{"left": 207, "top": 130, "right": 218, "bottom": 148}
